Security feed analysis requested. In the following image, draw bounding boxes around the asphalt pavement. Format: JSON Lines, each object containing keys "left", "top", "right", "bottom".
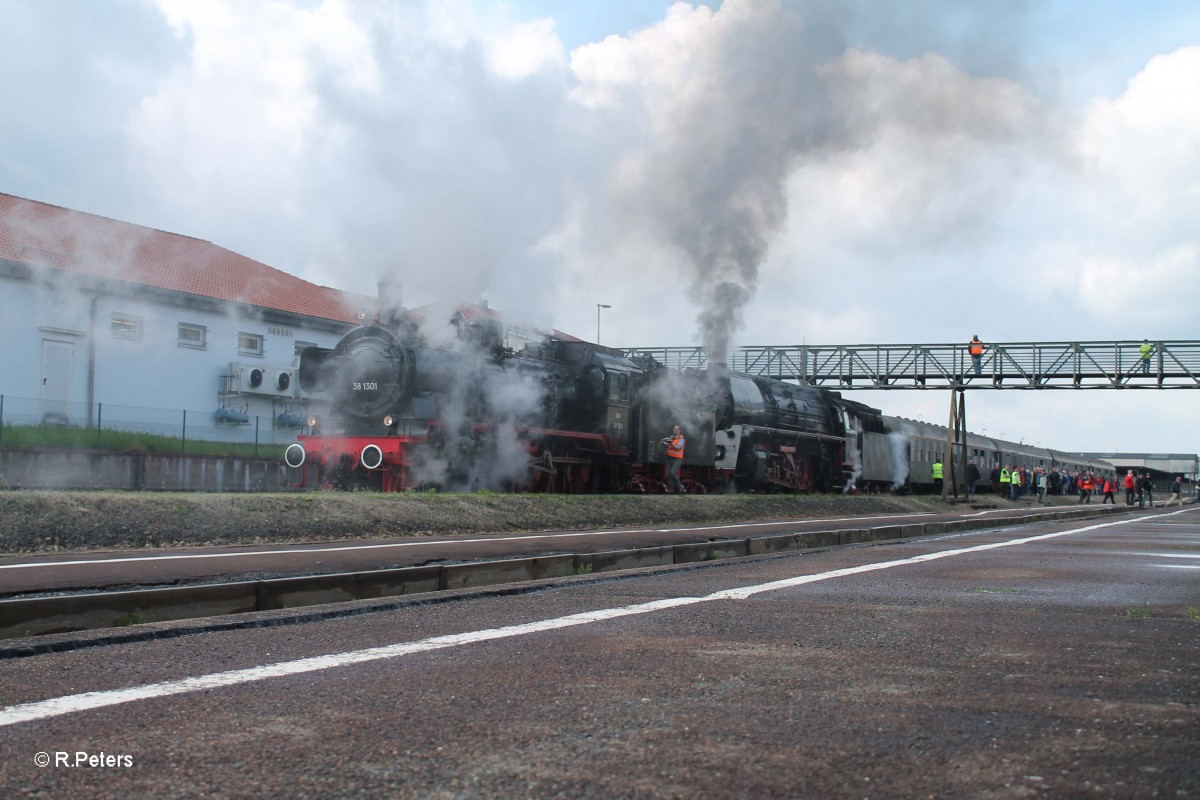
{"left": 1, "top": 506, "right": 1197, "bottom": 799}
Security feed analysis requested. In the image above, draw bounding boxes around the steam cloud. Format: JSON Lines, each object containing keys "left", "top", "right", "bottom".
{"left": 888, "top": 429, "right": 911, "bottom": 491}
{"left": 842, "top": 416, "right": 861, "bottom": 493}
{"left": 405, "top": 311, "right": 550, "bottom": 491}
{"left": 2, "top": 0, "right": 1063, "bottom": 362}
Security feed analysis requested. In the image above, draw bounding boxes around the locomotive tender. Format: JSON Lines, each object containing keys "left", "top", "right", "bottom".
{"left": 284, "top": 311, "right": 1113, "bottom": 494}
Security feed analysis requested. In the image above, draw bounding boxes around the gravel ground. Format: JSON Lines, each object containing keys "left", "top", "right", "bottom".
{"left": 0, "top": 490, "right": 995, "bottom": 555}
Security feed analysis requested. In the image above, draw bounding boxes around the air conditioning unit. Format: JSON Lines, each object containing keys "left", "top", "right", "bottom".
{"left": 227, "top": 363, "right": 299, "bottom": 398}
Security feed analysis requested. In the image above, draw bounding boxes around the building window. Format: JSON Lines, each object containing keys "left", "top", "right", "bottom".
{"left": 111, "top": 313, "right": 143, "bottom": 339}
{"left": 178, "top": 323, "right": 207, "bottom": 349}
{"left": 238, "top": 332, "right": 264, "bottom": 357}
{"left": 268, "top": 325, "right": 294, "bottom": 337}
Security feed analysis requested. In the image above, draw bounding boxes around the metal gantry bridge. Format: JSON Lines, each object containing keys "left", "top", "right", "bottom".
{"left": 623, "top": 340, "right": 1200, "bottom": 390}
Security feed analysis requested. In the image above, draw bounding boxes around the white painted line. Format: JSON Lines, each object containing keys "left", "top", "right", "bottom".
{"left": 4, "top": 509, "right": 1188, "bottom": 729}
{"left": 1110, "top": 553, "right": 1200, "bottom": 560}
{"left": 1151, "top": 564, "right": 1200, "bottom": 570}
{"left": 0, "top": 513, "right": 936, "bottom": 572}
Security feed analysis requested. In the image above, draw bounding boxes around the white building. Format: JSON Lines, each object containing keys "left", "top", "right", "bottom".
{"left": 0, "top": 192, "right": 370, "bottom": 444}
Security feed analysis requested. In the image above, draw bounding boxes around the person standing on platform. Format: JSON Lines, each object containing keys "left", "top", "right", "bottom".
{"left": 968, "top": 335, "right": 984, "bottom": 376}
{"left": 1124, "top": 469, "right": 1137, "bottom": 505}
{"left": 967, "top": 460, "right": 980, "bottom": 496}
{"left": 1078, "top": 472, "right": 1093, "bottom": 503}
{"left": 1140, "top": 340, "right": 1153, "bottom": 374}
{"left": 999, "top": 465, "right": 1011, "bottom": 498}
{"left": 1102, "top": 475, "right": 1116, "bottom": 505}
{"left": 1140, "top": 472, "right": 1154, "bottom": 508}
{"left": 1164, "top": 476, "right": 1184, "bottom": 507}
{"left": 1010, "top": 466, "right": 1022, "bottom": 499}
{"left": 931, "top": 457, "right": 944, "bottom": 494}
{"left": 662, "top": 425, "right": 686, "bottom": 494}
{"left": 1035, "top": 468, "right": 1047, "bottom": 503}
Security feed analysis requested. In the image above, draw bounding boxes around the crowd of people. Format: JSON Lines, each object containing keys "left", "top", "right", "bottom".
{"left": 983, "top": 464, "right": 1117, "bottom": 505}
{"left": 973, "top": 463, "right": 1191, "bottom": 507}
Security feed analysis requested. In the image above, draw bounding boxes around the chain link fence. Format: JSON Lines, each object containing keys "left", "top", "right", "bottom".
{"left": 0, "top": 394, "right": 305, "bottom": 455}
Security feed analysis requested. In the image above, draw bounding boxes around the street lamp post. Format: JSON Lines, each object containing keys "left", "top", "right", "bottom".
{"left": 596, "top": 304, "right": 611, "bottom": 344}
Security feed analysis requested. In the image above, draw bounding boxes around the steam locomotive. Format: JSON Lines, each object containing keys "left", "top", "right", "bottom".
{"left": 283, "top": 311, "right": 1114, "bottom": 494}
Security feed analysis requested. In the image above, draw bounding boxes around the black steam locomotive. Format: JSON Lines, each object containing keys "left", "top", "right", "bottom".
{"left": 283, "top": 311, "right": 880, "bottom": 494}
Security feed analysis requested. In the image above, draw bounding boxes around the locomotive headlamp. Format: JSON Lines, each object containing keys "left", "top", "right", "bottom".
{"left": 306, "top": 415, "right": 320, "bottom": 429}
{"left": 383, "top": 414, "right": 396, "bottom": 428}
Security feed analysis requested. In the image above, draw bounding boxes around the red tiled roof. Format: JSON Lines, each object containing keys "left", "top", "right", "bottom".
{"left": 0, "top": 192, "right": 369, "bottom": 324}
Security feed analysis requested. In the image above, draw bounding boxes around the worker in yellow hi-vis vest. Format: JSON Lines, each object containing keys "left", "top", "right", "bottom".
{"left": 999, "top": 465, "right": 1011, "bottom": 497}
{"left": 931, "top": 458, "right": 943, "bottom": 493}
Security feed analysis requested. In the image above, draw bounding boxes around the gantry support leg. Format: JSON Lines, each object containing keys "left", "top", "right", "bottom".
{"left": 944, "top": 387, "right": 967, "bottom": 499}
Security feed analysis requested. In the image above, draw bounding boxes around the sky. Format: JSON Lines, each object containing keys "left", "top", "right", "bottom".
{"left": 1, "top": 0, "right": 1197, "bottom": 460}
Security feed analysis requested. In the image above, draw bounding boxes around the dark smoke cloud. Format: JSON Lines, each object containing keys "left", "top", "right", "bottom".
{"left": 588, "top": 0, "right": 839, "bottom": 361}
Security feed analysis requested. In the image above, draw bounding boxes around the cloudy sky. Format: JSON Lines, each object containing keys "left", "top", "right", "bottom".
{"left": 2, "top": 0, "right": 1197, "bottom": 459}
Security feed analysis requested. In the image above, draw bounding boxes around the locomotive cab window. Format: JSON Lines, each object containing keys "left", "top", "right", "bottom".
{"left": 609, "top": 372, "right": 629, "bottom": 402}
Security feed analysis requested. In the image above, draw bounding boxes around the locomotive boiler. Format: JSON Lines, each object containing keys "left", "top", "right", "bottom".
{"left": 703, "top": 370, "right": 884, "bottom": 493}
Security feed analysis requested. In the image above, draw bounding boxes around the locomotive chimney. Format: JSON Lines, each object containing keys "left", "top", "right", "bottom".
{"left": 377, "top": 279, "right": 402, "bottom": 307}
{"left": 377, "top": 279, "right": 404, "bottom": 325}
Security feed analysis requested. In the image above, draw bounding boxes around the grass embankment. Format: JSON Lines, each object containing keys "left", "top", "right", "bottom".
{"left": 0, "top": 425, "right": 284, "bottom": 459}
{"left": 0, "top": 491, "right": 980, "bottom": 556}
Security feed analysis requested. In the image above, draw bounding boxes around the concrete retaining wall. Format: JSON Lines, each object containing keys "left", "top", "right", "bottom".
{"left": 0, "top": 449, "right": 291, "bottom": 491}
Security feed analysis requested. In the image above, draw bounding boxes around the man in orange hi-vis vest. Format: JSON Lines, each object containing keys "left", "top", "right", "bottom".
{"left": 969, "top": 335, "right": 984, "bottom": 376}
{"left": 662, "top": 424, "right": 686, "bottom": 494}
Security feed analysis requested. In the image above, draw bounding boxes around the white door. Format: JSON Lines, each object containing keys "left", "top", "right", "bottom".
{"left": 40, "top": 339, "right": 74, "bottom": 424}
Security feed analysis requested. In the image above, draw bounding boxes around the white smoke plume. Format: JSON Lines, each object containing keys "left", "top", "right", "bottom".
{"left": 842, "top": 417, "right": 861, "bottom": 493}
{"left": 402, "top": 310, "right": 550, "bottom": 491}
{"left": 888, "top": 429, "right": 911, "bottom": 492}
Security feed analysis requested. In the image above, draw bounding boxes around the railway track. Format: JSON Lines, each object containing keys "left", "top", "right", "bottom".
{"left": 0, "top": 504, "right": 1127, "bottom": 647}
